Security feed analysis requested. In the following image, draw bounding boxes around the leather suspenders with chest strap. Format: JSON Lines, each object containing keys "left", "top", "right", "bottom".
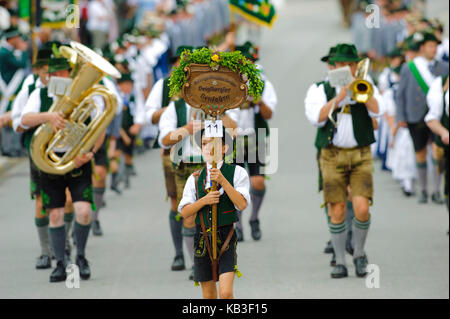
{"left": 194, "top": 170, "right": 234, "bottom": 281}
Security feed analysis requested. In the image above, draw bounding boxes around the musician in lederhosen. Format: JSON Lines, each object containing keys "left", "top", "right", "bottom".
{"left": 136, "top": 46, "right": 193, "bottom": 273}
{"left": 305, "top": 43, "right": 384, "bottom": 278}
{"left": 21, "top": 57, "right": 105, "bottom": 282}
{"left": 233, "top": 41, "right": 277, "bottom": 242}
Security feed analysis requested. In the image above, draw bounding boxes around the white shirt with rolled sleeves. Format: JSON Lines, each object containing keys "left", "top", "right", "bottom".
{"left": 12, "top": 77, "right": 44, "bottom": 131}
{"left": 425, "top": 76, "right": 449, "bottom": 123}
{"left": 158, "top": 101, "right": 239, "bottom": 162}
{"left": 178, "top": 160, "right": 251, "bottom": 213}
{"left": 237, "top": 74, "right": 277, "bottom": 136}
{"left": 304, "top": 77, "right": 385, "bottom": 148}
{"left": 142, "top": 77, "right": 165, "bottom": 125}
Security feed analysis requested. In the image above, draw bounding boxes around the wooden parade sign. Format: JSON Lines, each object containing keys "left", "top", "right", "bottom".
{"left": 181, "top": 64, "right": 248, "bottom": 117}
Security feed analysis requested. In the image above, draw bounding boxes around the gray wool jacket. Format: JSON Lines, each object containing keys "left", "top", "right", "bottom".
{"left": 395, "top": 58, "right": 448, "bottom": 124}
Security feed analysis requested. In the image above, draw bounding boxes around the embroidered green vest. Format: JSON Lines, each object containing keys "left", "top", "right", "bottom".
{"left": 314, "top": 81, "right": 375, "bottom": 150}
{"left": 435, "top": 75, "right": 449, "bottom": 148}
{"left": 23, "top": 88, "right": 53, "bottom": 152}
{"left": 121, "top": 94, "right": 135, "bottom": 131}
{"left": 195, "top": 163, "right": 238, "bottom": 227}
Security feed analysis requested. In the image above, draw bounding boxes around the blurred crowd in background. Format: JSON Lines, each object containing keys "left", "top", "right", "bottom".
{"left": 0, "top": 0, "right": 267, "bottom": 157}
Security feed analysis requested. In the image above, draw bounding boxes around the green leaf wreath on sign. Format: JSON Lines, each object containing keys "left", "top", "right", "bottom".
{"left": 169, "top": 47, "right": 264, "bottom": 100}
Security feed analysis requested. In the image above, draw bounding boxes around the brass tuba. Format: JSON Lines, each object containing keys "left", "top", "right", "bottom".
{"left": 30, "top": 41, "right": 121, "bottom": 175}
{"left": 350, "top": 58, "right": 374, "bottom": 103}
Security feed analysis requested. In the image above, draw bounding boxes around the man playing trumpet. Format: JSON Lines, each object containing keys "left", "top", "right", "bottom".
{"left": 305, "top": 43, "right": 384, "bottom": 278}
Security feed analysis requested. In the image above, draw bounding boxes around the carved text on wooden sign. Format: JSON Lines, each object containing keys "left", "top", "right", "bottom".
{"left": 182, "top": 64, "right": 248, "bottom": 117}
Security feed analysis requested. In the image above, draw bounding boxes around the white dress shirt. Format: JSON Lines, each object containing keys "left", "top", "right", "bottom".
{"left": 158, "top": 101, "right": 239, "bottom": 162}
{"left": 236, "top": 74, "right": 277, "bottom": 136}
{"left": 178, "top": 160, "right": 251, "bottom": 213}
{"left": 143, "top": 77, "right": 165, "bottom": 125}
{"left": 12, "top": 77, "right": 43, "bottom": 131}
{"left": 425, "top": 76, "right": 449, "bottom": 123}
{"left": 304, "top": 78, "right": 384, "bottom": 148}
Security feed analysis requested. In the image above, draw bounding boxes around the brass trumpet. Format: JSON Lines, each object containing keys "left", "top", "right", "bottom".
{"left": 30, "top": 41, "right": 121, "bottom": 175}
{"left": 350, "top": 58, "right": 373, "bottom": 103}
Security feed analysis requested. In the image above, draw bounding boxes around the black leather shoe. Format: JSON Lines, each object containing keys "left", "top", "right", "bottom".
{"left": 92, "top": 220, "right": 103, "bottom": 236}
{"left": 330, "top": 253, "right": 336, "bottom": 267}
{"left": 418, "top": 191, "right": 428, "bottom": 204}
{"left": 431, "top": 192, "right": 444, "bottom": 204}
{"left": 50, "top": 261, "right": 67, "bottom": 282}
{"left": 249, "top": 219, "right": 261, "bottom": 241}
{"left": 171, "top": 255, "right": 185, "bottom": 271}
{"left": 76, "top": 255, "right": 91, "bottom": 280}
{"left": 354, "top": 256, "right": 368, "bottom": 277}
{"left": 331, "top": 264, "right": 348, "bottom": 278}
{"left": 324, "top": 240, "right": 334, "bottom": 254}
{"left": 235, "top": 227, "right": 244, "bottom": 242}
{"left": 36, "top": 255, "right": 51, "bottom": 269}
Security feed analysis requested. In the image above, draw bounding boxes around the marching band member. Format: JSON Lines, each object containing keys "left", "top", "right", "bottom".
{"left": 233, "top": 41, "right": 277, "bottom": 242}
{"left": 395, "top": 31, "right": 449, "bottom": 204}
{"left": 21, "top": 57, "right": 105, "bottom": 282}
{"left": 179, "top": 127, "right": 250, "bottom": 299}
{"left": 305, "top": 43, "right": 384, "bottom": 278}
{"left": 135, "top": 46, "right": 193, "bottom": 273}
{"left": 159, "top": 82, "right": 238, "bottom": 280}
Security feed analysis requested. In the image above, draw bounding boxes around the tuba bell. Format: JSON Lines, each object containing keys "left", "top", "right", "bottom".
{"left": 30, "top": 41, "right": 121, "bottom": 175}
{"left": 350, "top": 58, "right": 374, "bottom": 103}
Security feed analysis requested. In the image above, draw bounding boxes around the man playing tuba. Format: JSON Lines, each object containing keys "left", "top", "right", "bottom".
{"left": 20, "top": 56, "right": 105, "bottom": 283}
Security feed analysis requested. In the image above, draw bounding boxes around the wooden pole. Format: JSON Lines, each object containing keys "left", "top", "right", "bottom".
{"left": 211, "top": 118, "right": 219, "bottom": 281}
{"left": 31, "top": 0, "right": 38, "bottom": 64}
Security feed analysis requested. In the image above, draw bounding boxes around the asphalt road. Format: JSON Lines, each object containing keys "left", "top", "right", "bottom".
{"left": 0, "top": 0, "right": 448, "bottom": 299}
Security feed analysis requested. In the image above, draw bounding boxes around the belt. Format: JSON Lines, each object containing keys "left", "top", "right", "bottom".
{"left": 341, "top": 104, "right": 351, "bottom": 114}
{"left": 327, "top": 144, "right": 364, "bottom": 151}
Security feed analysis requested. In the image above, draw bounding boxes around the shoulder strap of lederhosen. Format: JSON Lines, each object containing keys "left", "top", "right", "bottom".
{"left": 40, "top": 88, "right": 53, "bottom": 113}
{"left": 162, "top": 77, "right": 171, "bottom": 108}
{"left": 175, "top": 99, "right": 187, "bottom": 128}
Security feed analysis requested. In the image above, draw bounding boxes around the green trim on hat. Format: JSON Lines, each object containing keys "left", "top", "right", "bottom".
{"left": 328, "top": 43, "right": 360, "bottom": 63}
{"left": 48, "top": 57, "right": 71, "bottom": 73}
